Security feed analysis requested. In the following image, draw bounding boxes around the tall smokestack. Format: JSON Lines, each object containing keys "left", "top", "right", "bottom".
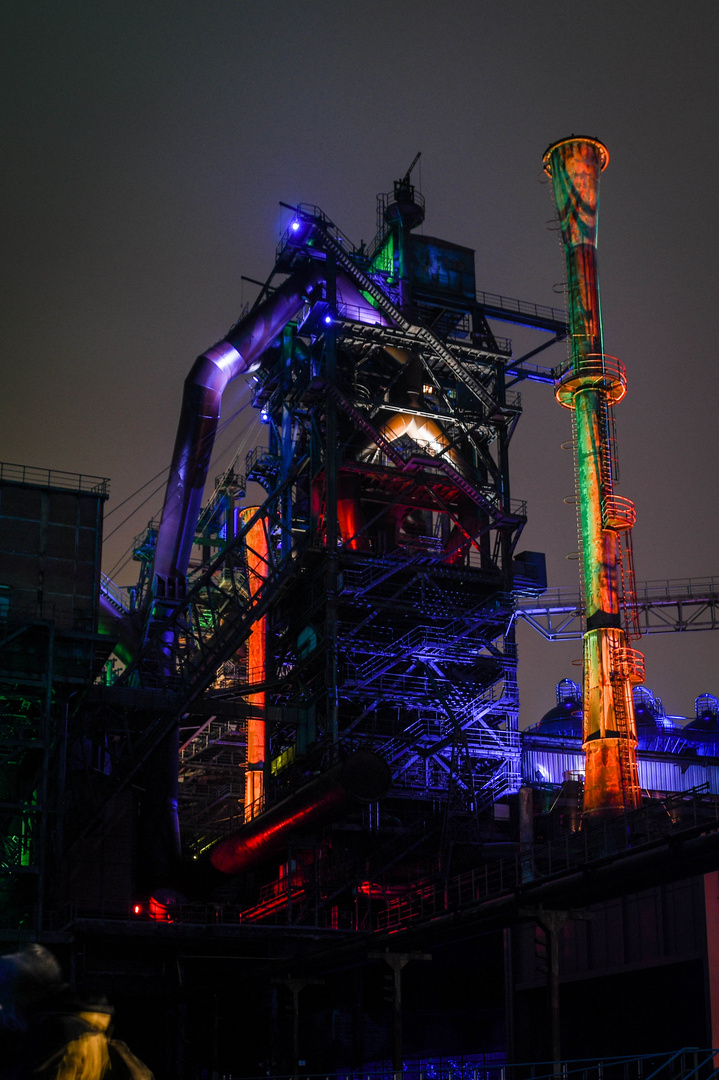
{"left": 543, "top": 136, "right": 643, "bottom": 817}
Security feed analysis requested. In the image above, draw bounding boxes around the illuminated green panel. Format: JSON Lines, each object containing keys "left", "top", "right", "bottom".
{"left": 369, "top": 232, "right": 395, "bottom": 279}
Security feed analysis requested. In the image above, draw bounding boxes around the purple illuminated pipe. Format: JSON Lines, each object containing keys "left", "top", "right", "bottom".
{"left": 151, "top": 267, "right": 390, "bottom": 595}
{"left": 211, "top": 750, "right": 391, "bottom": 875}
{"left": 133, "top": 260, "right": 391, "bottom": 890}
{"left": 151, "top": 267, "right": 324, "bottom": 592}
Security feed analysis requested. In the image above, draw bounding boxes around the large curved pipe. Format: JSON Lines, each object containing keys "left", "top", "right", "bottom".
{"left": 211, "top": 750, "right": 391, "bottom": 875}
{"left": 150, "top": 266, "right": 391, "bottom": 597}
{"left": 151, "top": 266, "right": 325, "bottom": 594}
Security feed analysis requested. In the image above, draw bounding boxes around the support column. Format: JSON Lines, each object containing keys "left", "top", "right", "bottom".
{"left": 324, "top": 252, "right": 339, "bottom": 749}
{"left": 370, "top": 950, "right": 431, "bottom": 1080}
{"left": 240, "top": 508, "right": 269, "bottom": 821}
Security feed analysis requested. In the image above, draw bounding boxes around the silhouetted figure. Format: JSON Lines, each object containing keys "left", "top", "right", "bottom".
{"left": 0, "top": 946, "right": 154, "bottom": 1080}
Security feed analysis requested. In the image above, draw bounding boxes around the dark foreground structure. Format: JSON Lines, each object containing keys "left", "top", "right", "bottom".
{"left": 2, "top": 144, "right": 719, "bottom": 1077}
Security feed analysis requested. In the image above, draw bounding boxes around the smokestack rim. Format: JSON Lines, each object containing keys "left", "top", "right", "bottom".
{"left": 542, "top": 136, "right": 609, "bottom": 177}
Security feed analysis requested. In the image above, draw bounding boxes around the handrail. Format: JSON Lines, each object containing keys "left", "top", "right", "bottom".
{"left": 374, "top": 788, "right": 719, "bottom": 933}
{"left": 518, "top": 576, "right": 719, "bottom": 611}
{"left": 335, "top": 300, "right": 514, "bottom": 356}
{"left": 99, "top": 572, "right": 130, "bottom": 615}
{"left": 476, "top": 289, "right": 568, "bottom": 327}
{"left": 0, "top": 460, "right": 109, "bottom": 495}
{"left": 73, "top": 1050, "right": 711, "bottom": 1080}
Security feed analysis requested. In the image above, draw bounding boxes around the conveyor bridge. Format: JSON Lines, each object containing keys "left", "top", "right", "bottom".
{"left": 517, "top": 577, "right": 719, "bottom": 640}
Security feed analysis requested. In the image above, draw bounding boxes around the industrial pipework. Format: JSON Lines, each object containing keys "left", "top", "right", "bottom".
{"left": 239, "top": 506, "right": 269, "bottom": 822}
{"left": 544, "top": 136, "right": 643, "bottom": 817}
{"left": 149, "top": 266, "right": 324, "bottom": 604}
{"left": 148, "top": 264, "right": 386, "bottom": 610}
{"left": 211, "top": 750, "right": 392, "bottom": 876}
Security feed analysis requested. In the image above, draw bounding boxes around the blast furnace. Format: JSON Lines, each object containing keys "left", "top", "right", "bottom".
{"left": 96, "top": 161, "right": 560, "bottom": 918}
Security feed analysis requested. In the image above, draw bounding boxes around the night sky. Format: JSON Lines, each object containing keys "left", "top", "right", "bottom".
{"left": 3, "top": 1, "right": 718, "bottom": 726}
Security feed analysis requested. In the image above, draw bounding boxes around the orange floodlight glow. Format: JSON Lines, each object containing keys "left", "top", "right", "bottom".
{"left": 239, "top": 508, "right": 270, "bottom": 822}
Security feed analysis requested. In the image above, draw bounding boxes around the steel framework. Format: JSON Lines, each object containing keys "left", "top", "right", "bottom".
{"left": 82, "top": 181, "right": 571, "bottom": 909}
{"left": 154, "top": 200, "right": 531, "bottom": 838}
{"left": 517, "top": 577, "right": 719, "bottom": 640}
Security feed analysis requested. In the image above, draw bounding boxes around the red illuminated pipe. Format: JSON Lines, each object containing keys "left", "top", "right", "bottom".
{"left": 211, "top": 750, "right": 391, "bottom": 875}
{"left": 337, "top": 473, "right": 370, "bottom": 551}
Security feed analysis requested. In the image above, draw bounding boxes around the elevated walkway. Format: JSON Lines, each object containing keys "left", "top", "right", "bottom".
{"left": 376, "top": 785, "right": 719, "bottom": 934}
{"left": 476, "top": 288, "right": 569, "bottom": 335}
{"left": 516, "top": 576, "right": 719, "bottom": 640}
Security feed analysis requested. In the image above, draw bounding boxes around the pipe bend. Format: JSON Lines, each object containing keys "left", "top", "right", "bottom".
{"left": 187, "top": 344, "right": 244, "bottom": 394}
{"left": 150, "top": 263, "right": 327, "bottom": 590}
{"left": 150, "top": 257, "right": 385, "bottom": 594}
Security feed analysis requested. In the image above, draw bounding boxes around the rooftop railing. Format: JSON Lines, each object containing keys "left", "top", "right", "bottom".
{"left": 517, "top": 576, "right": 719, "bottom": 612}
{"left": 0, "top": 461, "right": 109, "bottom": 495}
{"left": 476, "top": 289, "right": 568, "bottom": 329}
{"left": 336, "top": 1049, "right": 719, "bottom": 1080}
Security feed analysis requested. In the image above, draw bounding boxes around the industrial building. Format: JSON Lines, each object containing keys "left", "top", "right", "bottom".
{"left": 2, "top": 139, "right": 719, "bottom": 1077}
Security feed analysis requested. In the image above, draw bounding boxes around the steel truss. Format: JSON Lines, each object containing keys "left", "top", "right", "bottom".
{"left": 517, "top": 577, "right": 719, "bottom": 641}
{"left": 86, "top": 197, "right": 559, "bottom": 899}
{"left": 164, "top": 207, "right": 531, "bottom": 848}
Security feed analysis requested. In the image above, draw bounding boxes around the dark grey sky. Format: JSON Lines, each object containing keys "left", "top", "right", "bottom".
{"left": 3, "top": 1, "right": 718, "bottom": 725}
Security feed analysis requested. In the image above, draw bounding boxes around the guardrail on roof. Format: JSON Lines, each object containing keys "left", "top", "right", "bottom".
{"left": 0, "top": 461, "right": 109, "bottom": 495}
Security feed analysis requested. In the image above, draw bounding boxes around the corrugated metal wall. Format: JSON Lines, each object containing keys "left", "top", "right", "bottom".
{"left": 522, "top": 747, "right": 585, "bottom": 785}
{"left": 638, "top": 757, "right": 719, "bottom": 795}
{"left": 522, "top": 742, "right": 719, "bottom": 794}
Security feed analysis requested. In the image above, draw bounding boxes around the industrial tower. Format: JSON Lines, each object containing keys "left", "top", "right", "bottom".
{"left": 544, "top": 137, "right": 644, "bottom": 817}
{"left": 90, "top": 161, "right": 560, "bottom": 917}
{"left": 6, "top": 145, "right": 719, "bottom": 1079}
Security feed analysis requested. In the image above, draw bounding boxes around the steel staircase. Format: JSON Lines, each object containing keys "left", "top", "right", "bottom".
{"left": 99, "top": 572, "right": 131, "bottom": 616}
{"left": 326, "top": 382, "right": 518, "bottom": 526}
{"left": 295, "top": 206, "right": 501, "bottom": 416}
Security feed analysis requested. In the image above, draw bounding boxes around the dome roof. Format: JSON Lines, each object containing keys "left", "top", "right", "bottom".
{"left": 532, "top": 698, "right": 582, "bottom": 736}
{"left": 687, "top": 694, "right": 719, "bottom": 732}
{"left": 685, "top": 712, "right": 719, "bottom": 733}
{"left": 633, "top": 701, "right": 663, "bottom": 730}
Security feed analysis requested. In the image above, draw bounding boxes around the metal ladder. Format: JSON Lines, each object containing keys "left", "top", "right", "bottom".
{"left": 617, "top": 529, "right": 642, "bottom": 640}
{"left": 610, "top": 664, "right": 641, "bottom": 811}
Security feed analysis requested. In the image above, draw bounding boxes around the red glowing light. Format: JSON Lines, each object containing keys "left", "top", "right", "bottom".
{"left": 149, "top": 895, "right": 173, "bottom": 922}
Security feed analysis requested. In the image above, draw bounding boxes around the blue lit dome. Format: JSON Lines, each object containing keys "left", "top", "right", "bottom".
{"left": 685, "top": 693, "right": 719, "bottom": 733}
{"left": 632, "top": 686, "right": 666, "bottom": 732}
{"left": 530, "top": 678, "right": 582, "bottom": 736}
